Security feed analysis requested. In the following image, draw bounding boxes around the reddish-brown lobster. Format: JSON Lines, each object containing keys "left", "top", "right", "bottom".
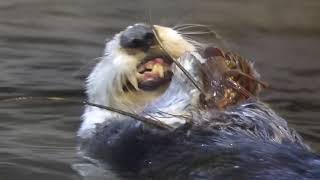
{"left": 200, "top": 47, "right": 268, "bottom": 109}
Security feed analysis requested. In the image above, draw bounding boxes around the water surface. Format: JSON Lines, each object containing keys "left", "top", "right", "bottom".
{"left": 1, "top": 0, "right": 320, "bottom": 179}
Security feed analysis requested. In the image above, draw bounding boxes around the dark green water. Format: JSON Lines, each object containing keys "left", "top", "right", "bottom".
{"left": 0, "top": 0, "right": 319, "bottom": 179}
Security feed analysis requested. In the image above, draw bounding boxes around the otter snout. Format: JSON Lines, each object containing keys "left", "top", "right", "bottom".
{"left": 120, "top": 24, "right": 155, "bottom": 51}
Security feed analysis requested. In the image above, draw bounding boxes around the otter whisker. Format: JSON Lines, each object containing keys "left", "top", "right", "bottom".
{"left": 180, "top": 31, "right": 216, "bottom": 35}
{"left": 144, "top": 113, "right": 173, "bottom": 119}
{"left": 174, "top": 25, "right": 223, "bottom": 40}
{"left": 143, "top": 110, "right": 186, "bottom": 119}
{"left": 156, "top": 110, "right": 193, "bottom": 121}
{"left": 152, "top": 26, "right": 207, "bottom": 97}
{"left": 0, "top": 96, "right": 69, "bottom": 103}
{"left": 173, "top": 24, "right": 210, "bottom": 30}
{"left": 142, "top": 113, "right": 169, "bottom": 124}
{"left": 146, "top": 8, "right": 153, "bottom": 27}
{"left": 84, "top": 101, "right": 174, "bottom": 130}
{"left": 183, "top": 36, "right": 206, "bottom": 49}
{"left": 173, "top": 24, "right": 212, "bottom": 31}
{"left": 0, "top": 96, "right": 173, "bottom": 130}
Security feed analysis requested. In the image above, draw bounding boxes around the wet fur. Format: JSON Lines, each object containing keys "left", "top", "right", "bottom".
{"left": 86, "top": 117, "right": 319, "bottom": 180}
{"left": 84, "top": 94, "right": 318, "bottom": 179}
{"left": 78, "top": 24, "right": 320, "bottom": 179}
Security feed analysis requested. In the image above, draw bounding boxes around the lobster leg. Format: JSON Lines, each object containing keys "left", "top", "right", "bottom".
{"left": 226, "top": 69, "right": 269, "bottom": 88}
{"left": 224, "top": 79, "right": 253, "bottom": 99}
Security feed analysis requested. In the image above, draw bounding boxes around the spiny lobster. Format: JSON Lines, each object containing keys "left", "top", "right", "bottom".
{"left": 200, "top": 47, "right": 269, "bottom": 109}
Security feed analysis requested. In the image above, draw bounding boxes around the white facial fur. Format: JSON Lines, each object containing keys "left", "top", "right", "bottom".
{"left": 78, "top": 24, "right": 196, "bottom": 139}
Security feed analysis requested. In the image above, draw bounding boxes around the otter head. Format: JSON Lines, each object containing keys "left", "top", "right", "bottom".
{"left": 86, "top": 24, "right": 196, "bottom": 112}
{"left": 79, "top": 24, "right": 198, "bottom": 138}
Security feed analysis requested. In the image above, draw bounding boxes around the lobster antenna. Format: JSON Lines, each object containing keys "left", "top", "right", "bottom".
{"left": 0, "top": 96, "right": 174, "bottom": 130}
{"left": 152, "top": 26, "right": 206, "bottom": 96}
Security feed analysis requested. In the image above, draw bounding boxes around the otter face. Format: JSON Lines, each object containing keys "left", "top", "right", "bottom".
{"left": 86, "top": 24, "right": 196, "bottom": 112}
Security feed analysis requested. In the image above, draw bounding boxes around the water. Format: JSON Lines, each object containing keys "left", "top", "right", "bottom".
{"left": 0, "top": 0, "right": 319, "bottom": 179}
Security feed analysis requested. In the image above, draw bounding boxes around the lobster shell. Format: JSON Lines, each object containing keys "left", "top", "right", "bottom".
{"left": 200, "top": 47, "right": 268, "bottom": 109}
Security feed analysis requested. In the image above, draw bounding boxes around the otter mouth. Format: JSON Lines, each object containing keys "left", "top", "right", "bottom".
{"left": 136, "top": 55, "right": 173, "bottom": 91}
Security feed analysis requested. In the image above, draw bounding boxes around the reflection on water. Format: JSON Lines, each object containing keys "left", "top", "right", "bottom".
{"left": 0, "top": 0, "right": 319, "bottom": 179}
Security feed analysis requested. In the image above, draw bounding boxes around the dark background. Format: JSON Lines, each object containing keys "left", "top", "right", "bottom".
{"left": 0, "top": 0, "right": 319, "bottom": 179}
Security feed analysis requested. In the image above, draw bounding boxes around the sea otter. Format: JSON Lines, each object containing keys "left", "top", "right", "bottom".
{"left": 77, "top": 24, "right": 320, "bottom": 179}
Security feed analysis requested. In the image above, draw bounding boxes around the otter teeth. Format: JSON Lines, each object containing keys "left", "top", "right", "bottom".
{"left": 145, "top": 62, "right": 154, "bottom": 70}
{"left": 152, "top": 64, "right": 164, "bottom": 78}
{"left": 128, "top": 74, "right": 139, "bottom": 90}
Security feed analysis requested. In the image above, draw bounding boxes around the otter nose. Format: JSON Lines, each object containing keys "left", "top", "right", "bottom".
{"left": 120, "top": 24, "right": 155, "bottom": 51}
